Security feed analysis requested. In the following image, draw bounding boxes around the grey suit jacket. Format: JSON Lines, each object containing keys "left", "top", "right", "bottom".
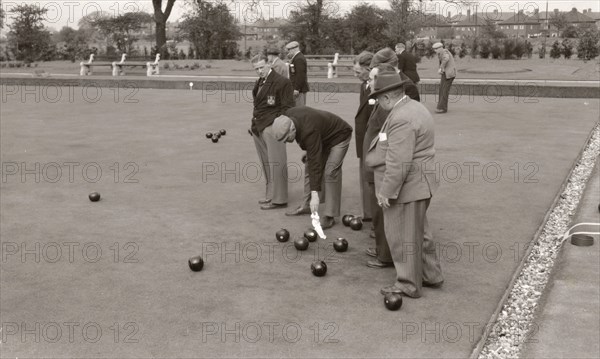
{"left": 438, "top": 49, "right": 456, "bottom": 79}
{"left": 365, "top": 98, "right": 439, "bottom": 203}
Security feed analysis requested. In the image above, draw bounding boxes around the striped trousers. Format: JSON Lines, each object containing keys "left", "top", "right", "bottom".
{"left": 383, "top": 198, "right": 443, "bottom": 298}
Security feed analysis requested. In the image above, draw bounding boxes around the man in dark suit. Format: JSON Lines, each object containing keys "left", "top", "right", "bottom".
{"left": 285, "top": 41, "right": 309, "bottom": 106}
{"left": 353, "top": 51, "right": 375, "bottom": 223}
{"left": 250, "top": 54, "right": 295, "bottom": 210}
{"left": 395, "top": 43, "right": 420, "bottom": 84}
{"left": 272, "top": 106, "right": 353, "bottom": 229}
{"left": 365, "top": 69, "right": 443, "bottom": 298}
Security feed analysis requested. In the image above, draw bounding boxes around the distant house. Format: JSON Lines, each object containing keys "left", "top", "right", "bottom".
{"left": 582, "top": 8, "right": 600, "bottom": 29}
{"left": 499, "top": 10, "right": 542, "bottom": 38}
{"left": 240, "top": 18, "right": 287, "bottom": 41}
{"left": 452, "top": 10, "right": 487, "bottom": 39}
{"left": 537, "top": 8, "right": 596, "bottom": 36}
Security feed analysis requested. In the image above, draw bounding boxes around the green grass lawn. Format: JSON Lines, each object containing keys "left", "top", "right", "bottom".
{"left": 1, "top": 84, "right": 598, "bottom": 358}
{"left": 2, "top": 56, "right": 599, "bottom": 81}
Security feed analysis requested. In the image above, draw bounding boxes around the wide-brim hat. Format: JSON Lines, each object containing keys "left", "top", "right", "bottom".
{"left": 369, "top": 71, "right": 410, "bottom": 98}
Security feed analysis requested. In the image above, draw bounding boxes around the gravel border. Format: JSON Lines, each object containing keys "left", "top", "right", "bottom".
{"left": 476, "top": 123, "right": 600, "bottom": 359}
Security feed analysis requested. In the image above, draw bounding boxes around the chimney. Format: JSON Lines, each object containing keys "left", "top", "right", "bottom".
{"left": 554, "top": 9, "right": 559, "bottom": 15}
{"left": 467, "top": 9, "right": 471, "bottom": 19}
{"left": 590, "top": 8, "right": 592, "bottom": 13}
{"left": 583, "top": 9, "right": 587, "bottom": 13}
{"left": 571, "top": 8, "right": 577, "bottom": 13}
{"left": 448, "top": 11, "right": 451, "bottom": 18}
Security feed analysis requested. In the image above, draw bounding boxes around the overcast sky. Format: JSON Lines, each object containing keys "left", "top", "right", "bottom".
{"left": 1, "top": 0, "right": 598, "bottom": 31}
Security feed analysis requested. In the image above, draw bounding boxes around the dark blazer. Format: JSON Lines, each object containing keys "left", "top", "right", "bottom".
{"left": 400, "top": 71, "right": 421, "bottom": 102}
{"left": 288, "top": 52, "right": 309, "bottom": 93}
{"left": 252, "top": 70, "right": 294, "bottom": 134}
{"left": 285, "top": 106, "right": 352, "bottom": 192}
{"left": 397, "top": 51, "right": 420, "bottom": 84}
{"left": 354, "top": 81, "right": 374, "bottom": 158}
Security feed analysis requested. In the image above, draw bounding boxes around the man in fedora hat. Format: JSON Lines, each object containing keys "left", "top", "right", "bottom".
{"left": 267, "top": 46, "right": 288, "bottom": 79}
{"left": 272, "top": 106, "right": 352, "bottom": 229}
{"left": 365, "top": 68, "right": 443, "bottom": 298}
{"left": 285, "top": 41, "right": 309, "bottom": 106}
{"left": 432, "top": 42, "right": 456, "bottom": 113}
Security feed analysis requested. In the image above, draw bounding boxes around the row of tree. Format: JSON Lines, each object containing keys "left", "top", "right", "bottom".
{"left": 2, "top": 0, "right": 599, "bottom": 62}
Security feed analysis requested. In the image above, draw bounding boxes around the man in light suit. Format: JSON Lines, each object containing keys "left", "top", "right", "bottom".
{"left": 267, "top": 47, "right": 288, "bottom": 79}
{"left": 365, "top": 69, "right": 443, "bottom": 298}
{"left": 433, "top": 42, "right": 456, "bottom": 114}
{"left": 250, "top": 54, "right": 295, "bottom": 210}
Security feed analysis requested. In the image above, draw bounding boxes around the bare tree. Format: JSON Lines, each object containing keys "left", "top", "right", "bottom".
{"left": 152, "top": 0, "right": 177, "bottom": 57}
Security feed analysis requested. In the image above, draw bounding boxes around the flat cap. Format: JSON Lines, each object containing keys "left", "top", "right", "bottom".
{"left": 432, "top": 42, "right": 444, "bottom": 49}
{"left": 272, "top": 115, "right": 293, "bottom": 141}
{"left": 285, "top": 41, "right": 299, "bottom": 50}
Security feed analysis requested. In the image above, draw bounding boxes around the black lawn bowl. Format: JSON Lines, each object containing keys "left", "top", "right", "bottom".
{"left": 349, "top": 217, "right": 363, "bottom": 230}
{"left": 88, "top": 192, "right": 101, "bottom": 202}
{"left": 384, "top": 293, "right": 403, "bottom": 311}
{"left": 342, "top": 214, "right": 354, "bottom": 227}
{"left": 304, "top": 229, "right": 318, "bottom": 242}
{"left": 311, "top": 261, "right": 327, "bottom": 277}
{"left": 188, "top": 256, "right": 204, "bottom": 272}
{"left": 333, "top": 238, "right": 348, "bottom": 252}
{"left": 275, "top": 228, "right": 290, "bottom": 242}
{"left": 294, "top": 237, "right": 309, "bottom": 251}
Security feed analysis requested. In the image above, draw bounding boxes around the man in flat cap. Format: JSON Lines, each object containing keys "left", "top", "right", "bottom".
{"left": 273, "top": 106, "right": 352, "bottom": 229}
{"left": 365, "top": 68, "right": 443, "bottom": 298}
{"left": 432, "top": 42, "right": 456, "bottom": 113}
{"left": 249, "top": 54, "right": 295, "bottom": 210}
{"left": 370, "top": 47, "right": 420, "bottom": 102}
{"left": 285, "top": 41, "right": 309, "bottom": 106}
{"left": 267, "top": 46, "right": 288, "bottom": 79}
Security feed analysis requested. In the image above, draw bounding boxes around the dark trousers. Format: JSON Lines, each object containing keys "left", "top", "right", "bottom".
{"left": 367, "top": 182, "right": 392, "bottom": 263}
{"left": 437, "top": 73, "right": 454, "bottom": 111}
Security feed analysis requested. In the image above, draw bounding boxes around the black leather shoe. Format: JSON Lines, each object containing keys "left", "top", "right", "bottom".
{"left": 320, "top": 216, "right": 335, "bottom": 229}
{"left": 365, "top": 248, "right": 377, "bottom": 258}
{"left": 261, "top": 203, "right": 287, "bottom": 210}
{"left": 258, "top": 199, "right": 271, "bottom": 205}
{"left": 367, "top": 259, "right": 394, "bottom": 268}
{"left": 285, "top": 206, "right": 311, "bottom": 216}
{"left": 423, "top": 280, "right": 444, "bottom": 288}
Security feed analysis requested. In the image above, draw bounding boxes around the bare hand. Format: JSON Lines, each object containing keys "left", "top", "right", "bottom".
{"left": 310, "top": 192, "right": 319, "bottom": 213}
{"left": 376, "top": 194, "right": 390, "bottom": 209}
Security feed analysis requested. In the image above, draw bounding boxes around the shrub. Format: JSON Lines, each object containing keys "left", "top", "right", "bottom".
{"left": 470, "top": 39, "right": 479, "bottom": 58}
{"left": 502, "top": 39, "right": 515, "bottom": 59}
{"left": 458, "top": 42, "right": 468, "bottom": 58}
{"left": 577, "top": 28, "right": 600, "bottom": 60}
{"left": 491, "top": 41, "right": 502, "bottom": 59}
{"left": 479, "top": 39, "right": 491, "bottom": 59}
{"left": 549, "top": 40, "right": 562, "bottom": 59}
{"left": 561, "top": 39, "right": 573, "bottom": 59}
